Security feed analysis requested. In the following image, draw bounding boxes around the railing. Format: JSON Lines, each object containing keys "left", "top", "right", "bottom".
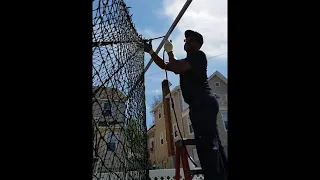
{"left": 150, "top": 168, "right": 204, "bottom": 180}
{"left": 94, "top": 168, "right": 204, "bottom": 180}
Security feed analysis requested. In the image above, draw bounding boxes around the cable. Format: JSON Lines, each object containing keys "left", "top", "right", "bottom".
{"left": 145, "top": 71, "right": 163, "bottom": 77}
{"left": 162, "top": 49, "right": 198, "bottom": 167}
{"left": 207, "top": 52, "right": 227, "bottom": 60}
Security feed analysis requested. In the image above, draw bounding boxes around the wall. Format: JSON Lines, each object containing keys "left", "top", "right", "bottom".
{"left": 93, "top": 126, "right": 126, "bottom": 173}
{"left": 207, "top": 75, "right": 228, "bottom": 148}
{"left": 153, "top": 104, "right": 171, "bottom": 169}
{"left": 92, "top": 87, "right": 129, "bottom": 173}
{"left": 147, "top": 128, "right": 157, "bottom": 167}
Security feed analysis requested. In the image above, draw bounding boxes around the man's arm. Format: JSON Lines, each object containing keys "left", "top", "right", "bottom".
{"left": 148, "top": 50, "right": 166, "bottom": 69}
{"left": 149, "top": 50, "right": 191, "bottom": 74}
{"left": 165, "top": 59, "right": 191, "bottom": 74}
{"left": 166, "top": 51, "right": 192, "bottom": 74}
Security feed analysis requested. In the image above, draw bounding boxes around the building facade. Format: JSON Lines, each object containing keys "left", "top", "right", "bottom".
{"left": 92, "top": 86, "right": 128, "bottom": 173}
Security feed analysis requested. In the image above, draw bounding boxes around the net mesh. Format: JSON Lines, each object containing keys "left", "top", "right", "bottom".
{"left": 92, "top": 0, "right": 148, "bottom": 179}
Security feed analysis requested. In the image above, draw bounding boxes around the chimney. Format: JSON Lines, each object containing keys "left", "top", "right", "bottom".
{"left": 162, "top": 80, "right": 175, "bottom": 156}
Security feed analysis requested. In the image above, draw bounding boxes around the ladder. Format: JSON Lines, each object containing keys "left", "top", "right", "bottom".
{"left": 175, "top": 138, "right": 203, "bottom": 180}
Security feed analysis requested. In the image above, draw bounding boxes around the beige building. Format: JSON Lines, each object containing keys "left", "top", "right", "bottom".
{"left": 92, "top": 86, "right": 128, "bottom": 173}
{"left": 147, "top": 71, "right": 228, "bottom": 169}
{"left": 147, "top": 125, "right": 157, "bottom": 168}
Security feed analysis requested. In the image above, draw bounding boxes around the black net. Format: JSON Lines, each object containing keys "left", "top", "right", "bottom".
{"left": 92, "top": 0, "right": 148, "bottom": 179}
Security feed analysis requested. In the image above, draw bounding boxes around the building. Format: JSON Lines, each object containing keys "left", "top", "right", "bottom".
{"left": 92, "top": 86, "right": 128, "bottom": 173}
{"left": 147, "top": 125, "right": 156, "bottom": 168}
{"left": 147, "top": 71, "right": 228, "bottom": 169}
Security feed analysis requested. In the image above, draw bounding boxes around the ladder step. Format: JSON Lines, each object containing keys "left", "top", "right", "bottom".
{"left": 175, "top": 138, "right": 197, "bottom": 147}
{"left": 190, "top": 169, "right": 204, "bottom": 175}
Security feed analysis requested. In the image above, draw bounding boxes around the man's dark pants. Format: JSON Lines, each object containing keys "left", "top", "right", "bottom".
{"left": 189, "top": 97, "right": 227, "bottom": 180}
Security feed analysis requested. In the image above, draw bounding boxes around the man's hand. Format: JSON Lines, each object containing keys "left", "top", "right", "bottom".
{"left": 144, "top": 41, "right": 154, "bottom": 54}
{"left": 164, "top": 40, "right": 173, "bottom": 52}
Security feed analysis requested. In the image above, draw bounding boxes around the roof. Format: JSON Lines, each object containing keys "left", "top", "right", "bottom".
{"left": 147, "top": 124, "right": 156, "bottom": 136}
{"left": 207, "top": 71, "right": 228, "bottom": 84}
{"left": 164, "top": 85, "right": 181, "bottom": 99}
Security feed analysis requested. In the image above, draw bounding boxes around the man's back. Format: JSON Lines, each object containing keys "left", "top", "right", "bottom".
{"left": 180, "top": 50, "right": 213, "bottom": 106}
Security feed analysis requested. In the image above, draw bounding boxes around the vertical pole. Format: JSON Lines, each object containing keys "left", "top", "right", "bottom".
{"left": 175, "top": 147, "right": 181, "bottom": 180}
{"left": 162, "top": 80, "right": 175, "bottom": 156}
{"left": 181, "top": 148, "right": 192, "bottom": 180}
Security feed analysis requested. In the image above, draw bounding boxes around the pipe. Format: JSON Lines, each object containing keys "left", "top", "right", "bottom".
{"left": 144, "top": 0, "right": 193, "bottom": 73}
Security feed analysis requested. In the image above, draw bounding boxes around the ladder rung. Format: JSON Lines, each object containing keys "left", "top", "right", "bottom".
{"left": 175, "top": 138, "right": 197, "bottom": 147}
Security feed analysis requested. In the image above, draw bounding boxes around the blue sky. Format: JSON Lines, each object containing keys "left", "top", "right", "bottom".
{"left": 105, "top": 0, "right": 228, "bottom": 128}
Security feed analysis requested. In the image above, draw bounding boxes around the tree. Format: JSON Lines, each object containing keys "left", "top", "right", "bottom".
{"left": 151, "top": 94, "right": 162, "bottom": 108}
{"left": 126, "top": 119, "right": 145, "bottom": 153}
{"left": 149, "top": 94, "right": 162, "bottom": 124}
{"left": 125, "top": 119, "right": 147, "bottom": 170}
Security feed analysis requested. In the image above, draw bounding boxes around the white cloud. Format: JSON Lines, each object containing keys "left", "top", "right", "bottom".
{"left": 162, "top": 0, "right": 227, "bottom": 58}
{"left": 145, "top": 87, "right": 162, "bottom": 97}
{"left": 152, "top": 89, "right": 162, "bottom": 95}
{"left": 138, "top": 28, "right": 162, "bottom": 39}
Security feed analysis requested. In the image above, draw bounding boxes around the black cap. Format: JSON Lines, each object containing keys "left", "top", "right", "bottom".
{"left": 185, "top": 30, "right": 203, "bottom": 47}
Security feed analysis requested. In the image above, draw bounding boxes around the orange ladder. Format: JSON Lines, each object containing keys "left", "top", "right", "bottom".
{"left": 175, "top": 138, "right": 203, "bottom": 180}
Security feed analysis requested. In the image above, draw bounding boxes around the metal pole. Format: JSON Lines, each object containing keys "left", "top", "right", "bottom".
{"left": 144, "top": 0, "right": 193, "bottom": 73}
{"left": 126, "top": 0, "right": 193, "bottom": 100}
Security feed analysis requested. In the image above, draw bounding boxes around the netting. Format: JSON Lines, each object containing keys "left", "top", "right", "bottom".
{"left": 92, "top": 0, "right": 148, "bottom": 179}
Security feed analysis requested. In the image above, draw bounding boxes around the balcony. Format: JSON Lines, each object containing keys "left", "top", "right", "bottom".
{"left": 93, "top": 117, "right": 124, "bottom": 127}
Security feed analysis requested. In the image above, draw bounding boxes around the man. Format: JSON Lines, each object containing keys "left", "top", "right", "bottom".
{"left": 144, "top": 30, "right": 227, "bottom": 179}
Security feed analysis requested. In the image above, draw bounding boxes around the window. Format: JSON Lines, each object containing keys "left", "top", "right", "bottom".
{"left": 102, "top": 101, "right": 111, "bottom": 116}
{"left": 107, "top": 133, "right": 117, "bottom": 152}
{"left": 160, "top": 132, "right": 164, "bottom": 145}
{"left": 158, "top": 107, "right": 161, "bottom": 119}
{"left": 173, "top": 124, "right": 178, "bottom": 138}
{"left": 221, "top": 112, "right": 228, "bottom": 131}
{"left": 150, "top": 140, "right": 154, "bottom": 152}
{"left": 215, "top": 82, "right": 220, "bottom": 87}
{"left": 188, "top": 117, "right": 194, "bottom": 134}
